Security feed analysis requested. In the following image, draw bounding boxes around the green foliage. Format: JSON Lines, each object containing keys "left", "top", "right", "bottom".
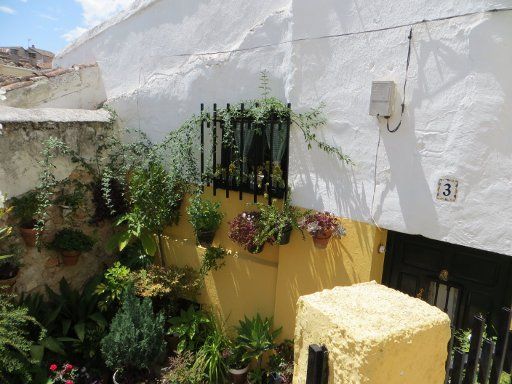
{"left": 168, "top": 306, "right": 211, "bottom": 353}
{"left": 187, "top": 194, "right": 224, "bottom": 233}
{"left": 200, "top": 246, "right": 226, "bottom": 276}
{"left": 236, "top": 314, "right": 282, "bottom": 384}
{"left": 117, "top": 241, "right": 153, "bottom": 270}
{"left": 0, "top": 206, "right": 14, "bottom": 263}
{"left": 134, "top": 265, "right": 201, "bottom": 301}
{"left": 500, "top": 372, "right": 511, "bottom": 384}
{"left": 160, "top": 351, "right": 203, "bottom": 384}
{"left": 0, "top": 288, "right": 42, "bottom": 383}
{"left": 253, "top": 197, "right": 302, "bottom": 246}
{"left": 268, "top": 340, "right": 294, "bottom": 384}
{"left": 206, "top": 72, "right": 352, "bottom": 168}
{"left": 11, "top": 191, "right": 39, "bottom": 227}
{"left": 50, "top": 228, "right": 94, "bottom": 252}
{"left": 95, "top": 262, "right": 133, "bottom": 312}
{"left": 55, "top": 185, "right": 85, "bottom": 210}
{"left": 21, "top": 277, "right": 108, "bottom": 362}
{"left": 193, "top": 322, "right": 229, "bottom": 384}
{"left": 101, "top": 291, "right": 166, "bottom": 371}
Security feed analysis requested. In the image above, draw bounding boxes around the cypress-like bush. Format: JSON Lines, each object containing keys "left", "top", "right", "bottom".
{"left": 100, "top": 291, "right": 166, "bottom": 372}
{"left": 0, "top": 289, "right": 40, "bottom": 383}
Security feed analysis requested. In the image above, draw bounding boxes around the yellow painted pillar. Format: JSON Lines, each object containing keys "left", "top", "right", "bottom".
{"left": 293, "top": 282, "right": 451, "bottom": 384}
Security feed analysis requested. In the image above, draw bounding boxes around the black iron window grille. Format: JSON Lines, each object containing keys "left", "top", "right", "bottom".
{"left": 199, "top": 103, "right": 291, "bottom": 204}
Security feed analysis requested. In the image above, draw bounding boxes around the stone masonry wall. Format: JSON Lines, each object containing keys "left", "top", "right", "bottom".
{"left": 0, "top": 107, "right": 116, "bottom": 293}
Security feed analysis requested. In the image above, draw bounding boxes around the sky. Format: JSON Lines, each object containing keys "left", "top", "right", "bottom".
{"left": 0, "top": 0, "right": 136, "bottom": 55}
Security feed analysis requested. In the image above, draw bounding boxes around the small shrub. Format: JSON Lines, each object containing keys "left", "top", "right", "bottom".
{"left": 0, "top": 288, "right": 42, "bottom": 383}
{"left": 134, "top": 265, "right": 200, "bottom": 301}
{"left": 187, "top": 194, "right": 223, "bottom": 233}
{"left": 11, "top": 191, "right": 39, "bottom": 228}
{"left": 168, "top": 306, "right": 211, "bottom": 353}
{"left": 101, "top": 291, "right": 166, "bottom": 372}
{"left": 50, "top": 228, "right": 94, "bottom": 252}
{"left": 160, "top": 351, "right": 203, "bottom": 384}
{"left": 95, "top": 262, "right": 133, "bottom": 312}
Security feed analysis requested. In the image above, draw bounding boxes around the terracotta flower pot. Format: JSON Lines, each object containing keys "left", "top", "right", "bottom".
{"left": 20, "top": 226, "right": 37, "bottom": 247}
{"left": 196, "top": 230, "right": 216, "bottom": 248}
{"left": 60, "top": 250, "right": 80, "bottom": 266}
{"left": 229, "top": 365, "right": 249, "bottom": 384}
{"left": 312, "top": 230, "right": 333, "bottom": 249}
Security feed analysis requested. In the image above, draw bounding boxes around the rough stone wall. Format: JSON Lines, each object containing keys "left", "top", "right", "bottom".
{"left": 0, "top": 65, "right": 106, "bottom": 109}
{"left": 55, "top": 0, "right": 512, "bottom": 257}
{"left": 0, "top": 107, "right": 116, "bottom": 293}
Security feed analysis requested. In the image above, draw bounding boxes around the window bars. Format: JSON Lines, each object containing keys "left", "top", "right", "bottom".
{"left": 200, "top": 103, "right": 291, "bottom": 204}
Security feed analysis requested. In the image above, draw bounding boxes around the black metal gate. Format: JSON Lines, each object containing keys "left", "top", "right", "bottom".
{"left": 383, "top": 231, "right": 512, "bottom": 330}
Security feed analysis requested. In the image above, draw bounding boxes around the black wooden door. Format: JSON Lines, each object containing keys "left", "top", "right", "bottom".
{"left": 383, "top": 231, "right": 512, "bottom": 330}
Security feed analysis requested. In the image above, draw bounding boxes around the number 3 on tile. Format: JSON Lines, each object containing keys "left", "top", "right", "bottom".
{"left": 436, "top": 178, "right": 458, "bottom": 202}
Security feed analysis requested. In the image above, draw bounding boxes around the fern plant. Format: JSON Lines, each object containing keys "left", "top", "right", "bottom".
{"left": 0, "top": 288, "right": 42, "bottom": 383}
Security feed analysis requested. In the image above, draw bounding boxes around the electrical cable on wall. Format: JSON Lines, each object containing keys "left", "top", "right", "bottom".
{"left": 369, "top": 27, "right": 414, "bottom": 228}
{"left": 386, "top": 27, "right": 413, "bottom": 133}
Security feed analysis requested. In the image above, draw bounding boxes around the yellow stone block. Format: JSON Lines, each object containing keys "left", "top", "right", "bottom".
{"left": 293, "top": 282, "right": 451, "bottom": 384}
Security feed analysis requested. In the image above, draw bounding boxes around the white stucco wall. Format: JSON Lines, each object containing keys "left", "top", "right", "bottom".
{"left": 55, "top": 0, "right": 512, "bottom": 256}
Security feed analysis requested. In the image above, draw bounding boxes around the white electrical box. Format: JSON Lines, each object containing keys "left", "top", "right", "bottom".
{"left": 369, "top": 81, "right": 395, "bottom": 117}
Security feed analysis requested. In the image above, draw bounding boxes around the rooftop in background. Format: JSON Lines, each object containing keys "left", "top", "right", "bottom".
{"left": 0, "top": 45, "right": 55, "bottom": 70}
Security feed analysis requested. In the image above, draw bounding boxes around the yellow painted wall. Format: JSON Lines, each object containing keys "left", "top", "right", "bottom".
{"left": 162, "top": 188, "right": 386, "bottom": 338}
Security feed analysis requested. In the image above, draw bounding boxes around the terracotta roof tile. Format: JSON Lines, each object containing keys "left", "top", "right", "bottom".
{"left": 2, "top": 81, "right": 34, "bottom": 91}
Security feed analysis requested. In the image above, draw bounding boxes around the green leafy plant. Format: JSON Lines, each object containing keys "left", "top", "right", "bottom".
{"left": 55, "top": 185, "right": 85, "bottom": 211}
{"left": 117, "top": 241, "right": 154, "bottom": 270}
{"left": 160, "top": 351, "right": 203, "bottom": 384}
{"left": 12, "top": 191, "right": 39, "bottom": 228}
{"left": 134, "top": 264, "right": 201, "bottom": 301}
{"left": 95, "top": 262, "right": 133, "bottom": 312}
{"left": 268, "top": 340, "right": 294, "bottom": 384}
{"left": 236, "top": 314, "right": 282, "bottom": 384}
{"left": 0, "top": 205, "right": 18, "bottom": 275}
{"left": 193, "top": 321, "right": 229, "bottom": 384}
{"left": 253, "top": 197, "right": 302, "bottom": 247}
{"left": 101, "top": 291, "right": 166, "bottom": 372}
{"left": 0, "top": 288, "right": 42, "bottom": 383}
{"left": 168, "top": 306, "right": 212, "bottom": 353}
{"left": 200, "top": 246, "right": 227, "bottom": 276}
{"left": 50, "top": 228, "right": 94, "bottom": 252}
{"left": 187, "top": 194, "right": 224, "bottom": 235}
{"left": 21, "top": 277, "right": 108, "bottom": 362}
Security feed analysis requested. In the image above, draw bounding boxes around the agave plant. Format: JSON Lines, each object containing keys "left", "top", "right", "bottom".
{"left": 236, "top": 314, "right": 282, "bottom": 384}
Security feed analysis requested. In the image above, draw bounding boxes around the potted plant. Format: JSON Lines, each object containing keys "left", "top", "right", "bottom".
{"left": 299, "top": 211, "right": 346, "bottom": 249}
{"left": 187, "top": 194, "right": 224, "bottom": 247}
{"left": 254, "top": 198, "right": 301, "bottom": 246}
{"left": 224, "top": 346, "right": 250, "bottom": 384}
{"left": 50, "top": 228, "right": 94, "bottom": 266}
{"left": 236, "top": 314, "right": 282, "bottom": 384}
{"left": 11, "top": 191, "right": 39, "bottom": 247}
{"left": 228, "top": 211, "right": 264, "bottom": 254}
{"left": 268, "top": 340, "right": 294, "bottom": 384}
{"left": 0, "top": 205, "right": 19, "bottom": 287}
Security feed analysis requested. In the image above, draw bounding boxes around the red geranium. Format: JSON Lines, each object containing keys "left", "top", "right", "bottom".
{"left": 49, "top": 364, "right": 58, "bottom": 372}
{"left": 64, "top": 364, "right": 73, "bottom": 372}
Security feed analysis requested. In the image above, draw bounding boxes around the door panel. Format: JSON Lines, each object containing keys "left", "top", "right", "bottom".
{"left": 384, "top": 231, "right": 512, "bottom": 329}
